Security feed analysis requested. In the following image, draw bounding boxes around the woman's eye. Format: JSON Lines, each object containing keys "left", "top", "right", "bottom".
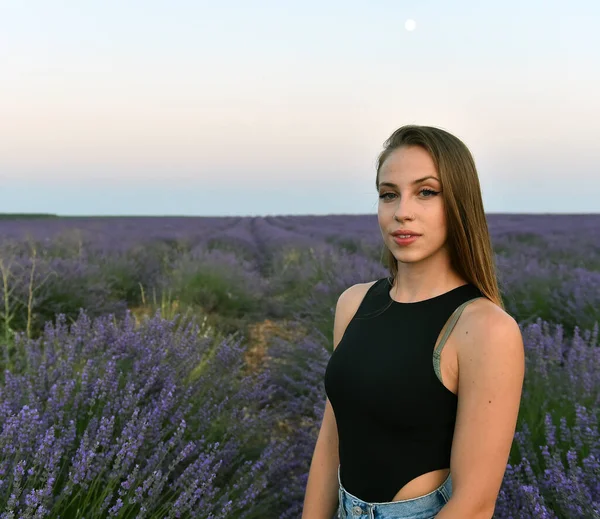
{"left": 378, "top": 189, "right": 438, "bottom": 201}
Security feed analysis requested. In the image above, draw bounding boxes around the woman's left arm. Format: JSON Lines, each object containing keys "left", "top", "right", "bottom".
{"left": 436, "top": 307, "right": 525, "bottom": 519}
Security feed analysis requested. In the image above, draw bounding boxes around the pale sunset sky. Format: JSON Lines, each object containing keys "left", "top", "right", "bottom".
{"left": 1, "top": 1, "right": 599, "bottom": 216}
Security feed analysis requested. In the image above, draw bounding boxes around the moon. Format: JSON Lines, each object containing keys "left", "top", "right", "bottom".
{"left": 405, "top": 19, "right": 416, "bottom": 31}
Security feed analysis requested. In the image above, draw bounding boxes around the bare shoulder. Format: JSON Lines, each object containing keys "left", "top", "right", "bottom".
{"left": 339, "top": 279, "right": 378, "bottom": 306}
{"left": 333, "top": 279, "right": 379, "bottom": 350}
{"left": 337, "top": 279, "right": 379, "bottom": 318}
{"left": 461, "top": 297, "right": 519, "bottom": 332}
{"left": 457, "top": 297, "right": 524, "bottom": 358}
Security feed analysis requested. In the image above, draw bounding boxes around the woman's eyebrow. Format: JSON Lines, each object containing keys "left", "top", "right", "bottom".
{"left": 379, "top": 176, "right": 440, "bottom": 189}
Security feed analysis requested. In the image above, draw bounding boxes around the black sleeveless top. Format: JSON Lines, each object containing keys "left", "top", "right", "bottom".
{"left": 323, "top": 277, "right": 484, "bottom": 503}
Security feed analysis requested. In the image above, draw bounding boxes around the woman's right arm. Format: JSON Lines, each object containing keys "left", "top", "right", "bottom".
{"left": 301, "top": 284, "right": 367, "bottom": 519}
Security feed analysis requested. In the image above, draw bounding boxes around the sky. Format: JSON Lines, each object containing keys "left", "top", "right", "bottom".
{"left": 1, "top": 0, "right": 599, "bottom": 216}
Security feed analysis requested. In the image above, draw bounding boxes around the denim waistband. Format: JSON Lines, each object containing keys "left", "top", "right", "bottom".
{"left": 337, "top": 464, "right": 452, "bottom": 518}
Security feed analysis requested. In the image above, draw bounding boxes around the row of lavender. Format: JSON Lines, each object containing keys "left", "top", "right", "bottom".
{"left": 0, "top": 214, "right": 598, "bottom": 517}
{"left": 1, "top": 214, "right": 598, "bottom": 341}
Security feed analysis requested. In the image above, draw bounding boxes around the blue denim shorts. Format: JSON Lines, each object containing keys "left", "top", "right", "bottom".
{"left": 336, "top": 465, "right": 452, "bottom": 519}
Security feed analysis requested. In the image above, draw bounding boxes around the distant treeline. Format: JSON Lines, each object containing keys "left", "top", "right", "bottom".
{"left": 0, "top": 213, "right": 59, "bottom": 220}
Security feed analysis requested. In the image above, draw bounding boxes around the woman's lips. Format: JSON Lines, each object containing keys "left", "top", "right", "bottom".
{"left": 392, "top": 235, "right": 420, "bottom": 245}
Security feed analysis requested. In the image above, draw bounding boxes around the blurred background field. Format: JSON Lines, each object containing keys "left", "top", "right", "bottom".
{"left": 0, "top": 213, "right": 598, "bottom": 518}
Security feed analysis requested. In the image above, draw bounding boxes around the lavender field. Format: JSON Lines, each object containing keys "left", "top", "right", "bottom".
{"left": 0, "top": 213, "right": 598, "bottom": 518}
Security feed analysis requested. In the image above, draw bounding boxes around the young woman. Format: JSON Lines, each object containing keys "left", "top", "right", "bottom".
{"left": 302, "top": 125, "right": 525, "bottom": 519}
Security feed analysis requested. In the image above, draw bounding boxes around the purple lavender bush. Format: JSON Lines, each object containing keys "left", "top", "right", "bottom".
{"left": 291, "top": 246, "right": 389, "bottom": 345}
{"left": 162, "top": 248, "right": 268, "bottom": 320}
{"left": 0, "top": 240, "right": 127, "bottom": 341}
{"left": 494, "top": 319, "right": 600, "bottom": 518}
{"left": 0, "top": 309, "right": 300, "bottom": 518}
{"left": 258, "top": 328, "right": 337, "bottom": 519}
{"left": 496, "top": 255, "right": 600, "bottom": 337}
{"left": 96, "top": 243, "right": 170, "bottom": 306}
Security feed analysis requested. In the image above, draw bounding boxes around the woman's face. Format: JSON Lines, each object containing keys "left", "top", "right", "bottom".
{"left": 377, "top": 145, "right": 448, "bottom": 264}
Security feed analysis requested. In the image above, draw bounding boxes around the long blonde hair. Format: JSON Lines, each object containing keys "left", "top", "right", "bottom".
{"left": 376, "top": 124, "right": 505, "bottom": 310}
